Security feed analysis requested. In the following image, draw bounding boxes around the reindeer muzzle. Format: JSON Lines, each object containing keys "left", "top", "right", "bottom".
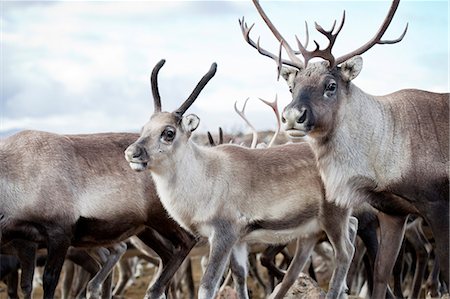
{"left": 281, "top": 106, "right": 314, "bottom": 138}
{"left": 125, "top": 143, "right": 149, "bottom": 172}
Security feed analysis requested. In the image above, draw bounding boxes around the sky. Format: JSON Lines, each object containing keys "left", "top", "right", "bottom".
{"left": 1, "top": 0, "right": 448, "bottom": 137}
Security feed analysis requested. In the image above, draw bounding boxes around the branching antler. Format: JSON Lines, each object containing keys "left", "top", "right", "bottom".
{"left": 240, "top": 17, "right": 300, "bottom": 78}
{"left": 335, "top": 0, "right": 408, "bottom": 66}
{"left": 234, "top": 98, "right": 258, "bottom": 149}
{"left": 258, "top": 95, "right": 280, "bottom": 148}
{"left": 242, "top": 0, "right": 408, "bottom": 70}
{"left": 296, "top": 12, "right": 345, "bottom": 68}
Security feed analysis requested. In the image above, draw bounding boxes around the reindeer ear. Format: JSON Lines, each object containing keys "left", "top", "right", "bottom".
{"left": 280, "top": 67, "right": 298, "bottom": 91}
{"left": 182, "top": 114, "right": 200, "bottom": 132}
{"left": 339, "top": 56, "right": 363, "bottom": 82}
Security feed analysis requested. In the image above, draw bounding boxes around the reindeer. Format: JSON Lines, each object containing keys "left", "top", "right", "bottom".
{"left": 0, "top": 128, "right": 197, "bottom": 298}
{"left": 125, "top": 59, "right": 359, "bottom": 299}
{"left": 232, "top": 96, "right": 385, "bottom": 298}
{"left": 239, "top": 0, "right": 449, "bottom": 297}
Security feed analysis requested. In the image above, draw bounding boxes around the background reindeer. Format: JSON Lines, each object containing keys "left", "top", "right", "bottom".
{"left": 240, "top": 0, "right": 449, "bottom": 298}
{"left": 0, "top": 130, "right": 196, "bottom": 298}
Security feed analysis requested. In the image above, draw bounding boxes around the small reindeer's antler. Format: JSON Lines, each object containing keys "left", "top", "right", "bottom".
{"left": 234, "top": 98, "right": 258, "bottom": 149}
{"left": 174, "top": 63, "right": 217, "bottom": 117}
{"left": 151, "top": 59, "right": 166, "bottom": 112}
{"left": 258, "top": 95, "right": 280, "bottom": 148}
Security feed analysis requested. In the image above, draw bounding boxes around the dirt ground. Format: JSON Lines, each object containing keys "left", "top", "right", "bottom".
{"left": 0, "top": 255, "right": 271, "bottom": 299}
{"left": 0, "top": 244, "right": 338, "bottom": 299}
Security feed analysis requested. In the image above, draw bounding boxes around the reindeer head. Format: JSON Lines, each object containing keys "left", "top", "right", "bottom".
{"left": 125, "top": 59, "right": 217, "bottom": 171}
{"left": 240, "top": 0, "right": 407, "bottom": 139}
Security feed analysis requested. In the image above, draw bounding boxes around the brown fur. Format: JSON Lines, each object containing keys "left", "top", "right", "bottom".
{"left": 0, "top": 130, "right": 196, "bottom": 298}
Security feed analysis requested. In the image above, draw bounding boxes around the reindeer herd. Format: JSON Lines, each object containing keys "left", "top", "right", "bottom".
{"left": 1, "top": 0, "right": 448, "bottom": 298}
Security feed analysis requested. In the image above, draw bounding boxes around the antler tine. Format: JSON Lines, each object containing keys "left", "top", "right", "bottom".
{"left": 234, "top": 98, "right": 258, "bottom": 149}
{"left": 239, "top": 17, "right": 302, "bottom": 71}
{"left": 151, "top": 59, "right": 166, "bottom": 112}
{"left": 207, "top": 127, "right": 224, "bottom": 147}
{"left": 218, "top": 127, "right": 224, "bottom": 145}
{"left": 207, "top": 131, "right": 216, "bottom": 146}
{"left": 296, "top": 11, "right": 346, "bottom": 68}
{"left": 258, "top": 95, "right": 280, "bottom": 148}
{"left": 174, "top": 62, "right": 217, "bottom": 117}
{"left": 251, "top": 0, "right": 304, "bottom": 69}
{"left": 294, "top": 21, "right": 310, "bottom": 56}
{"left": 335, "top": 0, "right": 407, "bottom": 66}
{"left": 379, "top": 23, "right": 408, "bottom": 44}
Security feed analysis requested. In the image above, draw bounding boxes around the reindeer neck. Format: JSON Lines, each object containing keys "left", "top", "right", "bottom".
{"left": 148, "top": 140, "right": 216, "bottom": 233}
{"left": 309, "top": 83, "right": 403, "bottom": 205}
{"left": 152, "top": 139, "right": 208, "bottom": 182}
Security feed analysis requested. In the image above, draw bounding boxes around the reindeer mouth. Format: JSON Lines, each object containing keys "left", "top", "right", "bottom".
{"left": 128, "top": 161, "right": 148, "bottom": 172}
{"left": 285, "top": 129, "right": 307, "bottom": 139}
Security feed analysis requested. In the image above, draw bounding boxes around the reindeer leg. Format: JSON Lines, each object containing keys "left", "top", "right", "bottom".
{"left": 198, "top": 225, "right": 237, "bottom": 299}
{"left": 322, "top": 206, "right": 356, "bottom": 299}
{"left": 260, "top": 244, "right": 288, "bottom": 288}
{"left": 405, "top": 218, "right": 430, "bottom": 299}
{"left": 229, "top": 241, "right": 249, "bottom": 299}
{"left": 42, "top": 230, "right": 71, "bottom": 299}
{"left": 419, "top": 201, "right": 449, "bottom": 288}
{"left": 247, "top": 251, "right": 268, "bottom": 296}
{"left": 86, "top": 242, "right": 127, "bottom": 299}
{"left": 1, "top": 255, "right": 21, "bottom": 299}
{"left": 269, "top": 236, "right": 318, "bottom": 299}
{"left": 392, "top": 239, "right": 406, "bottom": 298}
{"left": 6, "top": 269, "right": 19, "bottom": 299}
{"left": 353, "top": 208, "right": 380, "bottom": 297}
{"left": 346, "top": 238, "right": 366, "bottom": 295}
{"left": 372, "top": 212, "right": 408, "bottom": 299}
{"left": 74, "top": 268, "right": 91, "bottom": 299}
{"left": 112, "top": 257, "right": 132, "bottom": 298}
{"left": 426, "top": 254, "right": 441, "bottom": 298}
{"left": 11, "top": 240, "right": 38, "bottom": 299}
{"left": 61, "top": 261, "right": 75, "bottom": 299}
{"left": 139, "top": 228, "right": 196, "bottom": 299}
{"left": 101, "top": 271, "right": 114, "bottom": 299}
{"left": 66, "top": 248, "right": 103, "bottom": 298}
{"left": 183, "top": 258, "right": 195, "bottom": 299}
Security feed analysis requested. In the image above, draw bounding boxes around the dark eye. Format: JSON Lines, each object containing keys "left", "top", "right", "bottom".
{"left": 326, "top": 82, "right": 337, "bottom": 92}
{"left": 161, "top": 127, "right": 176, "bottom": 142}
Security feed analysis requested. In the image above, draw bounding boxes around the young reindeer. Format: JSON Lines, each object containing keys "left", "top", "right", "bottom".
{"left": 240, "top": 0, "right": 449, "bottom": 297}
{"left": 125, "top": 59, "right": 358, "bottom": 299}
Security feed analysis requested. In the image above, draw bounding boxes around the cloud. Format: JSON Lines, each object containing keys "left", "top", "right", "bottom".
{"left": 1, "top": 1, "right": 448, "bottom": 137}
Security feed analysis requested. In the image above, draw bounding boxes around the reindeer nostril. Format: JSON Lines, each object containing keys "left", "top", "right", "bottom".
{"left": 297, "top": 110, "right": 307, "bottom": 124}
{"left": 281, "top": 116, "right": 286, "bottom": 123}
{"left": 132, "top": 147, "right": 143, "bottom": 159}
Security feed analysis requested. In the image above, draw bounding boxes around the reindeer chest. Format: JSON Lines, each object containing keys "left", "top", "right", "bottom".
{"left": 151, "top": 173, "right": 215, "bottom": 235}
{"left": 317, "top": 151, "right": 377, "bottom": 209}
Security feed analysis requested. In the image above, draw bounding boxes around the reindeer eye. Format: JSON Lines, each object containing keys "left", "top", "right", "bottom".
{"left": 161, "top": 127, "right": 176, "bottom": 143}
{"left": 326, "top": 82, "right": 337, "bottom": 92}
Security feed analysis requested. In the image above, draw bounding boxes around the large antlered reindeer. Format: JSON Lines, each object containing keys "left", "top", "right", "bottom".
{"left": 240, "top": 0, "right": 449, "bottom": 297}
